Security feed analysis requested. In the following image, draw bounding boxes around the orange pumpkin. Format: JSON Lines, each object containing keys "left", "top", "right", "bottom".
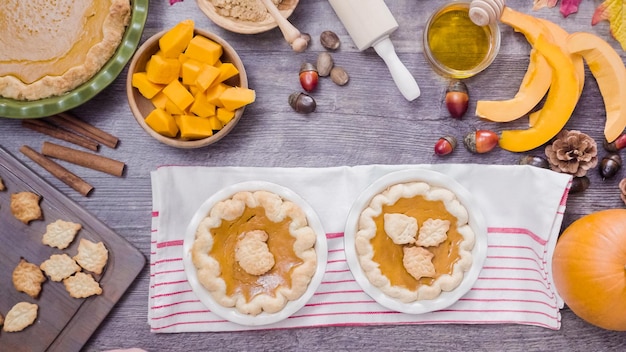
{"left": 552, "top": 209, "right": 626, "bottom": 331}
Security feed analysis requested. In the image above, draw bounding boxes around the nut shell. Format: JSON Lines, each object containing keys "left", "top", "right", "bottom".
{"left": 330, "top": 66, "right": 349, "bottom": 86}
{"left": 320, "top": 30, "right": 341, "bottom": 50}
{"left": 288, "top": 92, "right": 316, "bottom": 114}
{"left": 316, "top": 52, "right": 334, "bottom": 77}
{"left": 599, "top": 153, "right": 622, "bottom": 179}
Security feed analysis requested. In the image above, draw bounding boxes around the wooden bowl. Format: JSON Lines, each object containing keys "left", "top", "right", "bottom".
{"left": 196, "top": 0, "right": 299, "bottom": 34}
{"left": 126, "top": 28, "right": 247, "bottom": 149}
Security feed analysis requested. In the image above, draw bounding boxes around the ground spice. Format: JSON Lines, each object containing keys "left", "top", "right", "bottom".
{"left": 211, "top": 0, "right": 282, "bottom": 22}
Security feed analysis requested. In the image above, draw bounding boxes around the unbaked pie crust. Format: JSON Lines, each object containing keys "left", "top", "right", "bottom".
{"left": 355, "top": 181, "right": 475, "bottom": 302}
{"left": 191, "top": 190, "right": 317, "bottom": 315}
{"left": 0, "top": 0, "right": 131, "bottom": 100}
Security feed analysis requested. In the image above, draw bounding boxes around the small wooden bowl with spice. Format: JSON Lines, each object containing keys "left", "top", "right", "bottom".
{"left": 126, "top": 23, "right": 251, "bottom": 149}
{"left": 196, "top": 0, "right": 299, "bottom": 34}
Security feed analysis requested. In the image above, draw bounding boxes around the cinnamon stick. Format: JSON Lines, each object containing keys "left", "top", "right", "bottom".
{"left": 48, "top": 112, "right": 119, "bottom": 149}
{"left": 19, "top": 145, "right": 94, "bottom": 196}
{"left": 22, "top": 119, "right": 99, "bottom": 151}
{"left": 41, "top": 141, "right": 125, "bottom": 177}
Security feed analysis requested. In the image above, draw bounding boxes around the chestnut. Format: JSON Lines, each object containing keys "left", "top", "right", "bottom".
{"left": 570, "top": 176, "right": 590, "bottom": 194}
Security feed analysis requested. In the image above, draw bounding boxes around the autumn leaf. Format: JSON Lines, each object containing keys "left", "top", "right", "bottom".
{"left": 533, "top": 0, "right": 559, "bottom": 11}
{"left": 592, "top": 0, "right": 626, "bottom": 51}
{"left": 169, "top": 0, "right": 184, "bottom": 5}
{"left": 560, "top": 0, "right": 582, "bottom": 17}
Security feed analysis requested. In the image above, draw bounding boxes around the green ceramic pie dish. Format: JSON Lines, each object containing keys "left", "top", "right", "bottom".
{"left": 0, "top": 0, "right": 149, "bottom": 119}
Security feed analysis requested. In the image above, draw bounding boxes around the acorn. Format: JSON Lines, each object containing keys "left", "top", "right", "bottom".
{"left": 288, "top": 92, "right": 316, "bottom": 114}
{"left": 463, "top": 129, "right": 498, "bottom": 153}
{"left": 299, "top": 63, "right": 319, "bottom": 92}
{"left": 434, "top": 136, "right": 457, "bottom": 156}
{"left": 445, "top": 80, "right": 469, "bottom": 119}
{"left": 570, "top": 176, "right": 590, "bottom": 194}
{"left": 603, "top": 133, "right": 626, "bottom": 152}
{"left": 518, "top": 155, "right": 550, "bottom": 169}
{"left": 599, "top": 153, "right": 622, "bottom": 179}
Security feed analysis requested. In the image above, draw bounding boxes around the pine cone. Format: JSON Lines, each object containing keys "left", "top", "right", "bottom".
{"left": 619, "top": 178, "right": 626, "bottom": 205}
{"left": 545, "top": 130, "right": 598, "bottom": 177}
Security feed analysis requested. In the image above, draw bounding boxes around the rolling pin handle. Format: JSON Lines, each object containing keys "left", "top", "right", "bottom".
{"left": 373, "top": 37, "right": 421, "bottom": 101}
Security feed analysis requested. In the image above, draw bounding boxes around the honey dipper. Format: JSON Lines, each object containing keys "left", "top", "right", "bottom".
{"left": 469, "top": 0, "right": 506, "bottom": 26}
{"left": 259, "top": 0, "right": 309, "bottom": 52}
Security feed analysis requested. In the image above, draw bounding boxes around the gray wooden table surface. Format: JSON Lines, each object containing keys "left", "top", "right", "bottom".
{"left": 1, "top": 0, "right": 625, "bottom": 350}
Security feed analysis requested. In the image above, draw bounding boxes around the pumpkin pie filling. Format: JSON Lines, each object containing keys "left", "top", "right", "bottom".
{"left": 209, "top": 206, "right": 302, "bottom": 301}
{"left": 191, "top": 190, "right": 317, "bottom": 316}
{"left": 371, "top": 195, "right": 463, "bottom": 290}
{"left": 0, "top": 0, "right": 131, "bottom": 100}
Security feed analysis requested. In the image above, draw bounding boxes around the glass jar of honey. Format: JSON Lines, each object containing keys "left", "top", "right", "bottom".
{"left": 423, "top": 0, "right": 501, "bottom": 78}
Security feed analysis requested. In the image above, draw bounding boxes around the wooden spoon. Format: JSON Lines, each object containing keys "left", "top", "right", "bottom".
{"left": 258, "top": 0, "right": 309, "bottom": 52}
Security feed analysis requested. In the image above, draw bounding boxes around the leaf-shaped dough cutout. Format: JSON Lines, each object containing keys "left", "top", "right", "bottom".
{"left": 592, "top": 0, "right": 626, "bottom": 51}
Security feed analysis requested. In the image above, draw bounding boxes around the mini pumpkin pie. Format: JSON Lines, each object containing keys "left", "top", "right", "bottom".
{"left": 191, "top": 190, "right": 318, "bottom": 316}
{"left": 355, "top": 181, "right": 475, "bottom": 303}
{"left": 0, "top": 0, "right": 131, "bottom": 100}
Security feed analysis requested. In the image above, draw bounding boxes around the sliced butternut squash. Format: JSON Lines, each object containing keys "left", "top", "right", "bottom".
{"left": 537, "top": 18, "right": 585, "bottom": 95}
{"left": 475, "top": 7, "right": 553, "bottom": 123}
{"left": 567, "top": 31, "right": 626, "bottom": 143}
{"left": 499, "top": 34, "right": 580, "bottom": 152}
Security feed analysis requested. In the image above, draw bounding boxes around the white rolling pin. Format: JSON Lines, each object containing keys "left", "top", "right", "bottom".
{"left": 327, "top": 0, "right": 420, "bottom": 101}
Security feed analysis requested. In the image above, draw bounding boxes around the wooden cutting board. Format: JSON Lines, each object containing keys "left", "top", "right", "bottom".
{"left": 0, "top": 146, "right": 145, "bottom": 351}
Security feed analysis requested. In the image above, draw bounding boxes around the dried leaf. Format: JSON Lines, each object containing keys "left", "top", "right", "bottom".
{"left": 592, "top": 0, "right": 626, "bottom": 51}
{"left": 560, "top": 0, "right": 582, "bottom": 17}
{"left": 533, "top": 0, "right": 559, "bottom": 11}
{"left": 169, "top": 0, "right": 184, "bottom": 5}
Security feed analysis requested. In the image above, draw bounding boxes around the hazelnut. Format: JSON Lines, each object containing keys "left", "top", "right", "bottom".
{"left": 330, "top": 66, "right": 349, "bottom": 86}
{"left": 320, "top": 30, "right": 341, "bottom": 50}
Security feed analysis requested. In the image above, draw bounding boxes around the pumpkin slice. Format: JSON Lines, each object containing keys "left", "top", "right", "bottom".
{"left": 499, "top": 34, "right": 579, "bottom": 152}
{"left": 567, "top": 31, "right": 626, "bottom": 143}
{"left": 475, "top": 7, "right": 553, "bottom": 123}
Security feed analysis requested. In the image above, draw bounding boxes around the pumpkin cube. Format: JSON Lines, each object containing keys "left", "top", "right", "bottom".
{"left": 181, "top": 58, "right": 204, "bottom": 86}
{"left": 132, "top": 72, "right": 164, "bottom": 99}
{"left": 151, "top": 91, "right": 168, "bottom": 110}
{"left": 205, "top": 83, "right": 228, "bottom": 107}
{"left": 164, "top": 98, "right": 186, "bottom": 115}
{"left": 216, "top": 62, "right": 239, "bottom": 83}
{"left": 146, "top": 55, "right": 181, "bottom": 84}
{"left": 162, "top": 79, "right": 195, "bottom": 111}
{"left": 216, "top": 107, "right": 235, "bottom": 124}
{"left": 145, "top": 108, "right": 179, "bottom": 138}
{"left": 207, "top": 116, "right": 224, "bottom": 130}
{"left": 177, "top": 114, "right": 214, "bottom": 140}
{"left": 184, "top": 35, "right": 223, "bottom": 65}
{"left": 218, "top": 86, "right": 256, "bottom": 111}
{"left": 159, "top": 19, "right": 195, "bottom": 58}
{"left": 195, "top": 64, "right": 221, "bottom": 91}
{"left": 190, "top": 92, "right": 216, "bottom": 117}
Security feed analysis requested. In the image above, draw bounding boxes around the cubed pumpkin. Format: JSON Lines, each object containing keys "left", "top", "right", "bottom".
{"left": 159, "top": 19, "right": 194, "bottom": 58}
{"left": 145, "top": 108, "right": 179, "bottom": 137}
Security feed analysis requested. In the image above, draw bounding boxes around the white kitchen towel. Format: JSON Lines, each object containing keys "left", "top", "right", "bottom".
{"left": 148, "top": 164, "right": 572, "bottom": 332}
